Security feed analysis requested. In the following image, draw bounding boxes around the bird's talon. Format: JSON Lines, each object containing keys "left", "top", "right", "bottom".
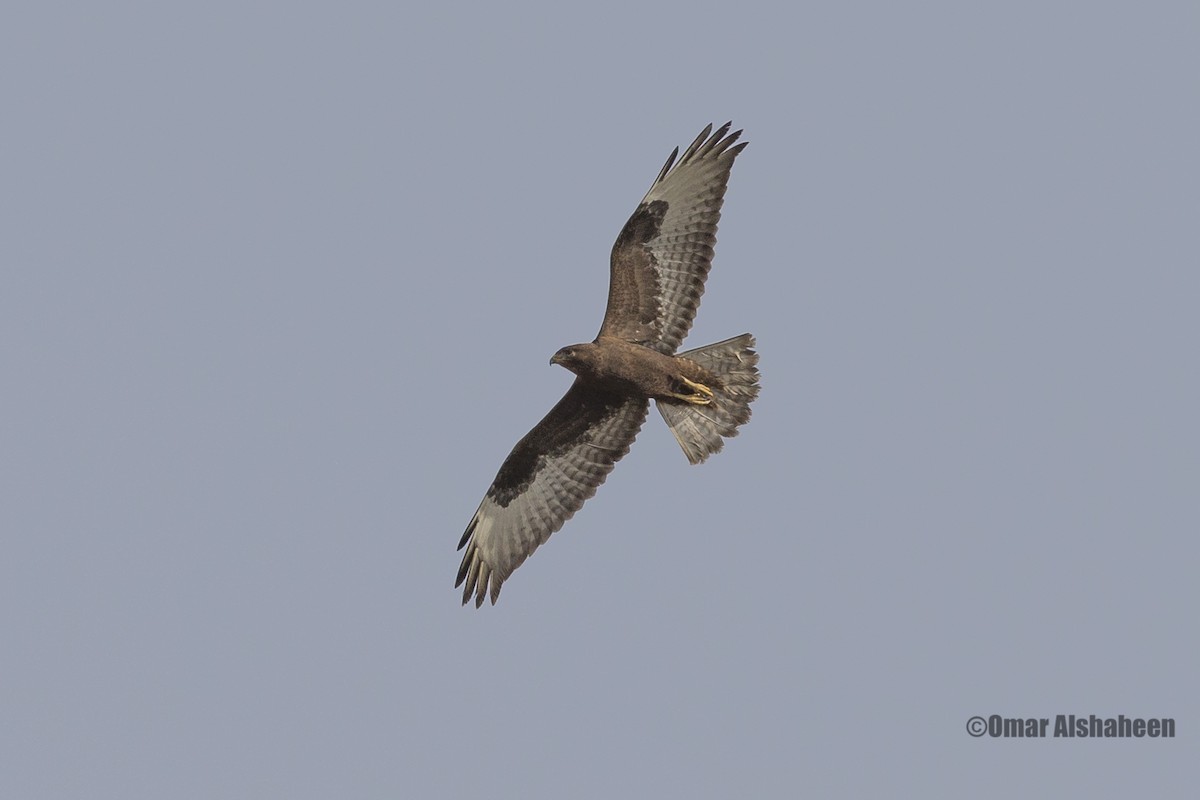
{"left": 681, "top": 377, "right": 715, "bottom": 398}
{"left": 668, "top": 377, "right": 714, "bottom": 405}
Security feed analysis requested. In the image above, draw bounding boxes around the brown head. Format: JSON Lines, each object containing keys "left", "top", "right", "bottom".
{"left": 549, "top": 343, "right": 600, "bottom": 377}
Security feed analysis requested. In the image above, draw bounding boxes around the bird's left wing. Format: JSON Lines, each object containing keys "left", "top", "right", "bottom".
{"left": 599, "top": 122, "right": 747, "bottom": 353}
{"left": 456, "top": 381, "right": 649, "bottom": 607}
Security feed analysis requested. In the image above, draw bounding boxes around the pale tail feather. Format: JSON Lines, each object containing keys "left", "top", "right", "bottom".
{"left": 657, "top": 333, "right": 760, "bottom": 464}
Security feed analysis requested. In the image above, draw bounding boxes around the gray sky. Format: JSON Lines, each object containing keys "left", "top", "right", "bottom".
{"left": 3, "top": 1, "right": 1197, "bottom": 797}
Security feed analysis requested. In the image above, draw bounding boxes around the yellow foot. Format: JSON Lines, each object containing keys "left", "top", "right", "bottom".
{"left": 668, "top": 377, "right": 714, "bottom": 405}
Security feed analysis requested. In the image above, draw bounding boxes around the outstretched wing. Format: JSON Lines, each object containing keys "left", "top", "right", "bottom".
{"left": 456, "top": 382, "right": 649, "bottom": 607}
{"left": 599, "top": 122, "right": 747, "bottom": 354}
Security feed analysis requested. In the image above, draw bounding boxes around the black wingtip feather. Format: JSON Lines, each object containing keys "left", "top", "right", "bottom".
{"left": 474, "top": 562, "right": 490, "bottom": 608}
{"left": 697, "top": 122, "right": 733, "bottom": 158}
{"left": 680, "top": 123, "right": 713, "bottom": 163}
{"left": 455, "top": 548, "right": 471, "bottom": 588}
{"left": 719, "top": 128, "right": 744, "bottom": 150}
{"left": 457, "top": 517, "right": 476, "bottom": 551}
{"left": 655, "top": 146, "right": 679, "bottom": 185}
{"left": 458, "top": 551, "right": 481, "bottom": 605}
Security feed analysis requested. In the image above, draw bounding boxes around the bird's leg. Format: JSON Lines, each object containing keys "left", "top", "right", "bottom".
{"left": 667, "top": 376, "right": 714, "bottom": 405}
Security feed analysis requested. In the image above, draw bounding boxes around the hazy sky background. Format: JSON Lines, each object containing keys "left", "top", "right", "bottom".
{"left": 3, "top": 2, "right": 1197, "bottom": 797}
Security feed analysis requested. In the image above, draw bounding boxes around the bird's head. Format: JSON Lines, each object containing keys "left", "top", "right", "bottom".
{"left": 550, "top": 343, "right": 593, "bottom": 374}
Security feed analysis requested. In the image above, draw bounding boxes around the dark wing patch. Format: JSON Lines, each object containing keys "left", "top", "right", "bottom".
{"left": 456, "top": 381, "right": 649, "bottom": 606}
{"left": 599, "top": 122, "right": 747, "bottom": 354}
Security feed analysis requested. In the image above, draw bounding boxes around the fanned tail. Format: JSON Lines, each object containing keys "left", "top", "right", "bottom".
{"left": 657, "top": 333, "right": 760, "bottom": 464}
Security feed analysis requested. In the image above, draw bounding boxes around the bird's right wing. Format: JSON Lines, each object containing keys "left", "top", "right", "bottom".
{"left": 456, "top": 381, "right": 649, "bottom": 607}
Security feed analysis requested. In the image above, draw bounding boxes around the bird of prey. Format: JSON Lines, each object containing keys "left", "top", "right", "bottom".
{"left": 456, "top": 122, "right": 760, "bottom": 607}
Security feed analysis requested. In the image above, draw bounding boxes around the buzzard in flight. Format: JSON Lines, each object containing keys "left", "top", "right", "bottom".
{"left": 456, "top": 123, "right": 760, "bottom": 606}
